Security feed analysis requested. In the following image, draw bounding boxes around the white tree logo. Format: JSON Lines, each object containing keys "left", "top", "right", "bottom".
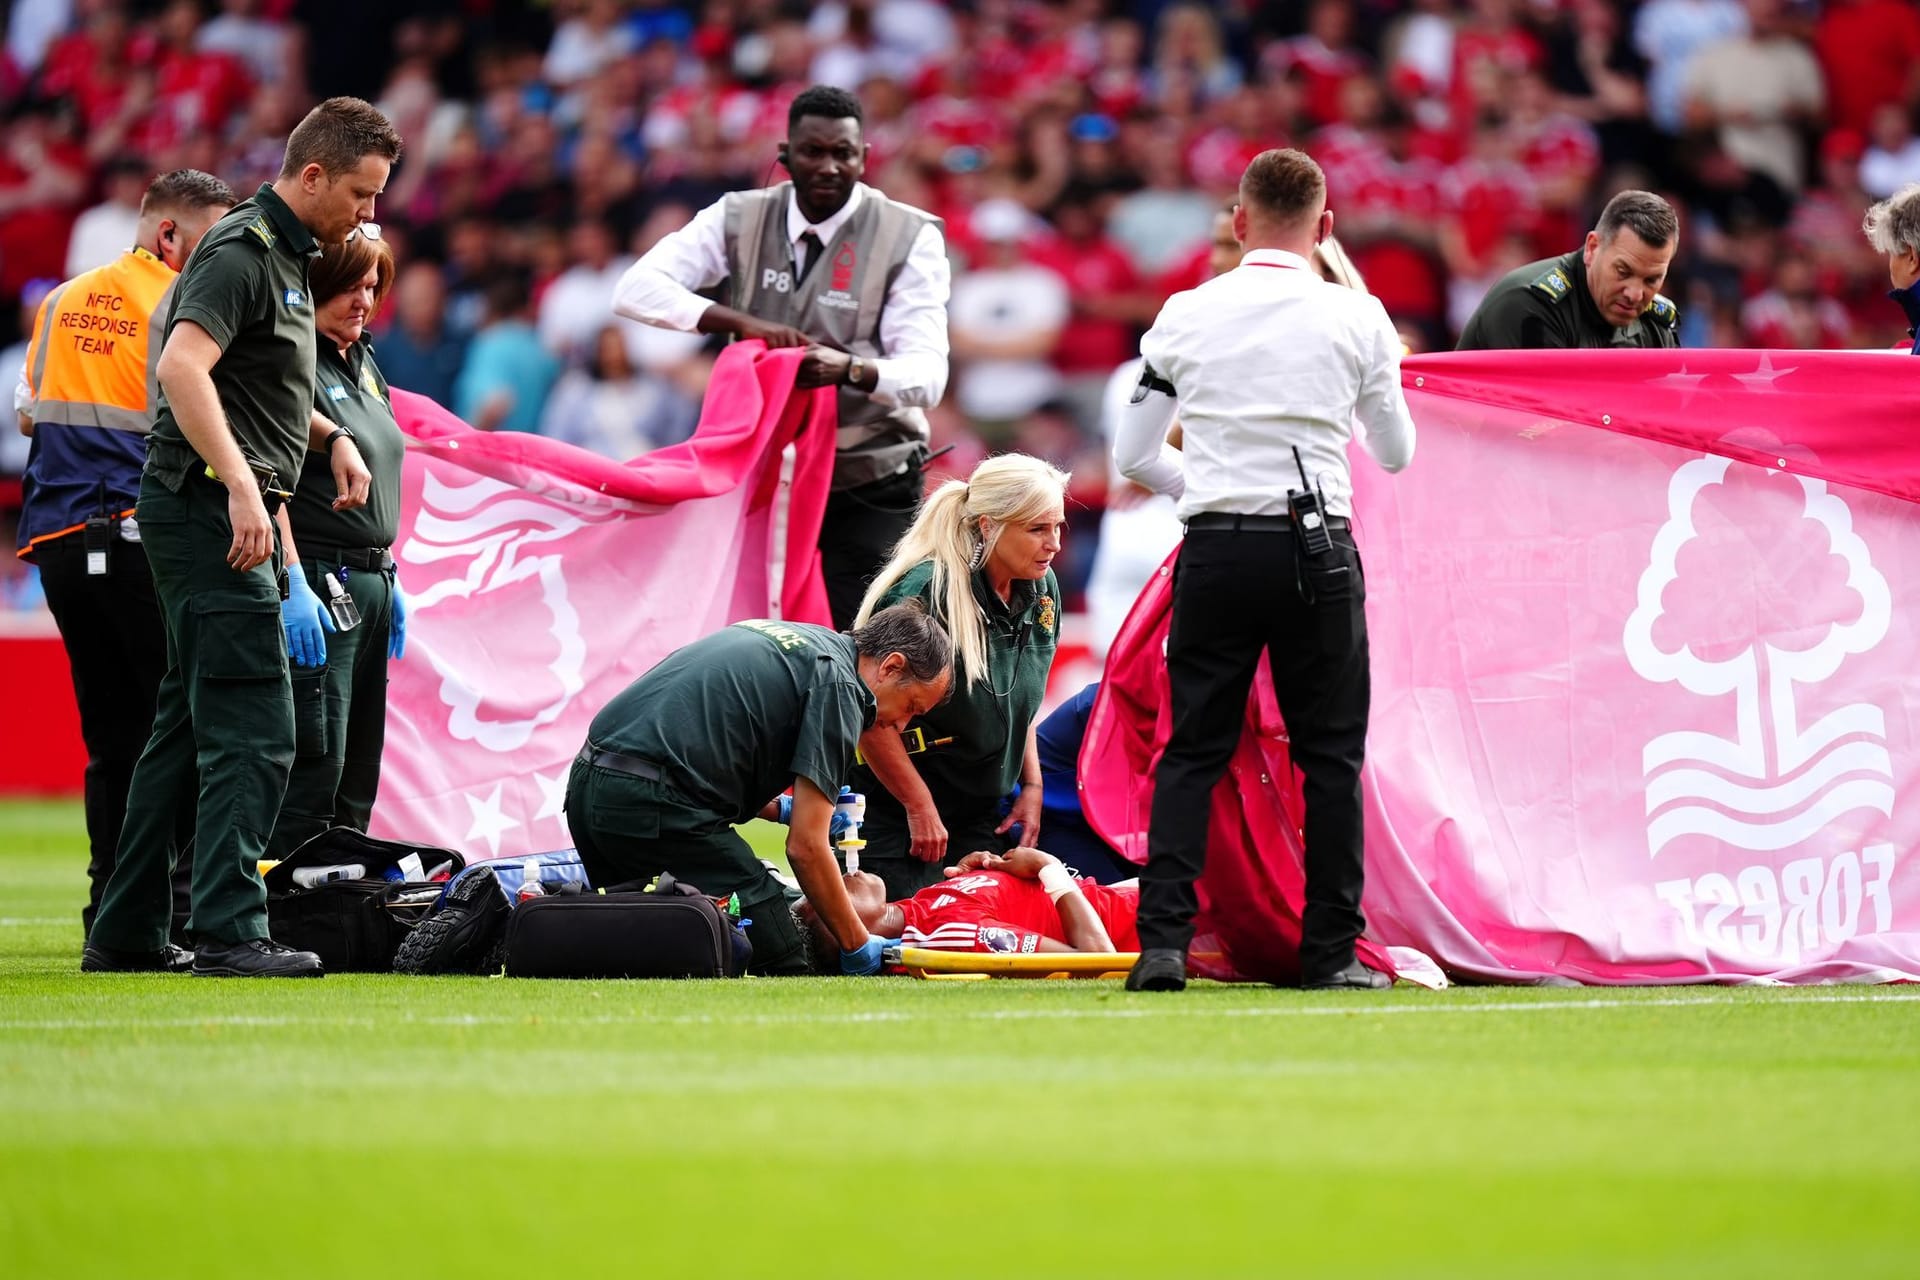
{"left": 402, "top": 469, "right": 615, "bottom": 753}
{"left": 1622, "top": 455, "right": 1894, "bottom": 856}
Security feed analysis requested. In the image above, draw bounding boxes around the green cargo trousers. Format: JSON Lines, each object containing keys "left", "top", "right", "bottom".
{"left": 89, "top": 471, "right": 295, "bottom": 951}
{"left": 563, "top": 754, "right": 809, "bottom": 975}
{"left": 267, "top": 559, "right": 394, "bottom": 860}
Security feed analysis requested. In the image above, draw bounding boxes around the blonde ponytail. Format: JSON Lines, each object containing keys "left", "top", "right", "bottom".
{"left": 854, "top": 453, "right": 1070, "bottom": 690}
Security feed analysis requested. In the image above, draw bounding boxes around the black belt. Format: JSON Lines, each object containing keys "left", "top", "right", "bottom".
{"left": 1186, "top": 512, "right": 1350, "bottom": 533}
{"left": 577, "top": 746, "right": 662, "bottom": 782}
{"left": 303, "top": 543, "right": 394, "bottom": 571}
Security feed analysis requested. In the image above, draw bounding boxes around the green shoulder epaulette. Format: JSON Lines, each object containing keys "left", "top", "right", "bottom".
{"left": 1644, "top": 293, "right": 1679, "bottom": 329}
{"left": 1527, "top": 267, "right": 1573, "bottom": 304}
{"left": 245, "top": 217, "right": 276, "bottom": 250}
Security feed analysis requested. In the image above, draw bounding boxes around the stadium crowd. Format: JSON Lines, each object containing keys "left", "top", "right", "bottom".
{"left": 3, "top": 0, "right": 1918, "bottom": 615}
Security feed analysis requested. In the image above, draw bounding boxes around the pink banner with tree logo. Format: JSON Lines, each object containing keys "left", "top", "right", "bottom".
{"left": 1084, "top": 350, "right": 1920, "bottom": 984}
{"left": 373, "top": 344, "right": 836, "bottom": 861}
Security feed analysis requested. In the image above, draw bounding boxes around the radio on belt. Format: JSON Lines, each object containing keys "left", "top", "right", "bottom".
{"left": 1286, "top": 445, "right": 1333, "bottom": 557}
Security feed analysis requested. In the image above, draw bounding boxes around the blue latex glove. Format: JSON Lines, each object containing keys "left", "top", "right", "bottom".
{"left": 840, "top": 935, "right": 892, "bottom": 976}
{"left": 776, "top": 786, "right": 856, "bottom": 840}
{"left": 281, "top": 569, "right": 335, "bottom": 668}
{"left": 389, "top": 577, "right": 408, "bottom": 661}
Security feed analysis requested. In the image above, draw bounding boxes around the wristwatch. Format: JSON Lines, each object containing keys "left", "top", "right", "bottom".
{"left": 844, "top": 356, "right": 867, "bottom": 388}
{"left": 323, "top": 426, "right": 356, "bottom": 451}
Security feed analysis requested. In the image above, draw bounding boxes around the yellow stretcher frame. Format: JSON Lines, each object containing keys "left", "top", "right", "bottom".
{"left": 887, "top": 946, "right": 1140, "bottom": 980}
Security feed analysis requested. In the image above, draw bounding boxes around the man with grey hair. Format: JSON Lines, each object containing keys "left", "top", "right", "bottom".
{"left": 563, "top": 603, "right": 954, "bottom": 975}
{"left": 1863, "top": 184, "right": 1920, "bottom": 353}
{"left": 1456, "top": 190, "right": 1683, "bottom": 350}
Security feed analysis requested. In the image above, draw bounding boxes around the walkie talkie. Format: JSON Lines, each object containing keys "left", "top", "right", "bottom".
{"left": 1286, "top": 446, "right": 1334, "bottom": 557}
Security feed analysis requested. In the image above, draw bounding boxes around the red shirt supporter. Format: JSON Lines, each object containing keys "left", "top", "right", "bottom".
{"left": 1314, "top": 121, "right": 1390, "bottom": 202}
{"left": 1815, "top": 0, "right": 1920, "bottom": 136}
{"left": 1265, "top": 40, "right": 1370, "bottom": 128}
{"left": 1343, "top": 153, "right": 1447, "bottom": 324}
{"left": 1035, "top": 211, "right": 1143, "bottom": 375}
{"left": 1451, "top": 17, "right": 1543, "bottom": 124}
{"left": 896, "top": 870, "right": 1142, "bottom": 954}
{"left": 1513, "top": 111, "right": 1600, "bottom": 253}
{"left": 1442, "top": 145, "right": 1541, "bottom": 266}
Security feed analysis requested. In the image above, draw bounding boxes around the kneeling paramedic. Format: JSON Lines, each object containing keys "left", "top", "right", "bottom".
{"left": 564, "top": 604, "right": 953, "bottom": 975}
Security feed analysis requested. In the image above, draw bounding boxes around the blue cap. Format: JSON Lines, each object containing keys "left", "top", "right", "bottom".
{"left": 1070, "top": 113, "right": 1118, "bottom": 143}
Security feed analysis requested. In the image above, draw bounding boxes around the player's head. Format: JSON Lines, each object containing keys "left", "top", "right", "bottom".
{"left": 782, "top": 84, "right": 866, "bottom": 223}
{"left": 791, "top": 871, "right": 892, "bottom": 972}
{"left": 1583, "top": 190, "right": 1677, "bottom": 328}
{"left": 1234, "top": 148, "right": 1330, "bottom": 252}
{"left": 140, "top": 168, "right": 236, "bottom": 270}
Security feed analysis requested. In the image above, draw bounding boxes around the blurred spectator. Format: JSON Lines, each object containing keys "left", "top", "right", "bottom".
{"left": 1634, "top": 0, "right": 1748, "bottom": 136}
{"left": 197, "top": 0, "right": 301, "bottom": 90}
{"left": 1036, "top": 187, "right": 1149, "bottom": 431}
{"left": 66, "top": 156, "right": 148, "bottom": 277}
{"left": 375, "top": 261, "right": 468, "bottom": 407}
{"left": 947, "top": 197, "right": 1068, "bottom": 438}
{"left": 1682, "top": 0, "right": 1825, "bottom": 195}
{"left": 1263, "top": 0, "right": 1371, "bottom": 129}
{"left": 1543, "top": 0, "right": 1654, "bottom": 173}
{"left": 8, "top": 0, "right": 73, "bottom": 77}
{"left": 1452, "top": 0, "right": 1543, "bottom": 128}
{"left": 1814, "top": 0, "right": 1920, "bottom": 138}
{"left": 537, "top": 216, "right": 633, "bottom": 361}
{"left": 0, "top": 280, "right": 56, "bottom": 478}
{"left": 0, "top": 103, "right": 88, "bottom": 297}
{"left": 1741, "top": 255, "right": 1855, "bottom": 347}
{"left": 1861, "top": 102, "right": 1920, "bottom": 199}
{"left": 539, "top": 322, "right": 698, "bottom": 459}
{"left": 453, "top": 273, "right": 560, "bottom": 434}
{"left": 1109, "top": 129, "right": 1217, "bottom": 274}
{"left": 1440, "top": 118, "right": 1540, "bottom": 333}
{"left": 545, "top": 0, "right": 638, "bottom": 92}
{"left": 1149, "top": 3, "right": 1242, "bottom": 106}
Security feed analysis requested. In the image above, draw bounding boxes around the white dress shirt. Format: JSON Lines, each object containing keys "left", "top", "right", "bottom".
{"left": 612, "top": 183, "right": 951, "bottom": 409}
{"left": 1117, "top": 248, "right": 1415, "bottom": 520}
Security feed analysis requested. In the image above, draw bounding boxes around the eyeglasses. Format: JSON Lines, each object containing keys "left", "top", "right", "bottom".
{"left": 345, "top": 222, "right": 383, "bottom": 243}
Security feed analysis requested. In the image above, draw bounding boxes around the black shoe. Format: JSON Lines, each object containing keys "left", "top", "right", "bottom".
{"left": 1125, "top": 947, "right": 1188, "bottom": 992}
{"left": 80, "top": 941, "right": 195, "bottom": 973}
{"left": 191, "top": 938, "right": 325, "bottom": 978}
{"left": 393, "top": 865, "right": 511, "bottom": 975}
{"left": 1303, "top": 959, "right": 1392, "bottom": 990}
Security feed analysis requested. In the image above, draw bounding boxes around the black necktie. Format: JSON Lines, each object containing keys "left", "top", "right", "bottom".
{"left": 797, "top": 230, "right": 823, "bottom": 282}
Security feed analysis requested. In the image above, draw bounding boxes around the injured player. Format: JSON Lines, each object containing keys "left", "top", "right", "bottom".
{"left": 792, "top": 846, "right": 1140, "bottom": 968}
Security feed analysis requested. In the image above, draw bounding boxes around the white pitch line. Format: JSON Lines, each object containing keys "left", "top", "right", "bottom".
{"left": 0, "top": 991, "right": 1914, "bottom": 1034}
{"left": 0, "top": 918, "right": 68, "bottom": 927}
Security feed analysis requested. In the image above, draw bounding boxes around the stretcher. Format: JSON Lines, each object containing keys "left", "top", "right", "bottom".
{"left": 885, "top": 945, "right": 1140, "bottom": 980}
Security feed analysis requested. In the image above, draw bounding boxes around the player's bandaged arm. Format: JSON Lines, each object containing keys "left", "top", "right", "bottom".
{"left": 1041, "top": 862, "right": 1117, "bottom": 953}
{"left": 1112, "top": 362, "right": 1185, "bottom": 499}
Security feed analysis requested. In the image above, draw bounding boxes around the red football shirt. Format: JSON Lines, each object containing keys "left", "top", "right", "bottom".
{"left": 895, "top": 870, "right": 1140, "bottom": 954}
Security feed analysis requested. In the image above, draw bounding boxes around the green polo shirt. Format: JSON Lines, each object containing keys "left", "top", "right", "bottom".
{"left": 150, "top": 184, "right": 320, "bottom": 489}
{"left": 854, "top": 560, "right": 1060, "bottom": 802}
{"left": 290, "top": 337, "right": 403, "bottom": 549}
{"left": 588, "top": 620, "right": 877, "bottom": 824}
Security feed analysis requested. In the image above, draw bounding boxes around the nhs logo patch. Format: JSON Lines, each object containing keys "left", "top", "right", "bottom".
{"left": 326, "top": 384, "right": 348, "bottom": 402}
{"left": 283, "top": 289, "right": 306, "bottom": 307}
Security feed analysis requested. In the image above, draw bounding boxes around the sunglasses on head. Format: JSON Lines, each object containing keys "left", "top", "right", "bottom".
{"left": 345, "top": 222, "right": 383, "bottom": 243}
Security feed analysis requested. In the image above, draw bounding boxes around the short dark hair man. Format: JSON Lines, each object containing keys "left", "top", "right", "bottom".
{"left": 1114, "top": 148, "right": 1415, "bottom": 993}
{"left": 615, "top": 84, "right": 951, "bottom": 629}
{"left": 565, "top": 604, "right": 954, "bottom": 976}
{"left": 17, "top": 168, "right": 235, "bottom": 946}
{"left": 82, "top": 98, "right": 402, "bottom": 979}
{"left": 1455, "top": 190, "right": 1682, "bottom": 350}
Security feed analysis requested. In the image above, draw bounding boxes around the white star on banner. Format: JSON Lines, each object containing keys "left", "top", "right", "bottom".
{"left": 1652, "top": 363, "right": 1709, "bottom": 405}
{"left": 532, "top": 768, "right": 570, "bottom": 835}
{"left": 463, "top": 783, "right": 522, "bottom": 857}
{"left": 1730, "top": 352, "right": 1797, "bottom": 392}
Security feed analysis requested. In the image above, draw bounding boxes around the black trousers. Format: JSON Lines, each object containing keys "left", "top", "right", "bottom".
{"left": 36, "top": 532, "right": 192, "bottom": 942}
{"left": 819, "top": 464, "right": 923, "bottom": 631}
{"left": 1139, "top": 526, "right": 1371, "bottom": 978}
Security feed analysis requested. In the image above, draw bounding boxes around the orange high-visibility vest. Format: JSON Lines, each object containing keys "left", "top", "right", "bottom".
{"left": 22, "top": 245, "right": 177, "bottom": 435}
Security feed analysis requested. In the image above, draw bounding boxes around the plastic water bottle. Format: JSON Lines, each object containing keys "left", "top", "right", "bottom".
{"left": 516, "top": 859, "right": 546, "bottom": 903}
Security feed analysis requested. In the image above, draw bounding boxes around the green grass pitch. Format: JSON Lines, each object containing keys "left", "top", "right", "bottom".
{"left": 2, "top": 797, "right": 1916, "bottom": 1279}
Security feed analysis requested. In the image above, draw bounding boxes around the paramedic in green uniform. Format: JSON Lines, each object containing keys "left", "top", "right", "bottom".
{"left": 1455, "top": 190, "right": 1682, "bottom": 351}
{"left": 850, "top": 453, "right": 1069, "bottom": 900}
{"left": 83, "top": 98, "right": 402, "bottom": 979}
{"left": 564, "top": 604, "right": 953, "bottom": 975}
{"left": 268, "top": 228, "right": 408, "bottom": 860}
